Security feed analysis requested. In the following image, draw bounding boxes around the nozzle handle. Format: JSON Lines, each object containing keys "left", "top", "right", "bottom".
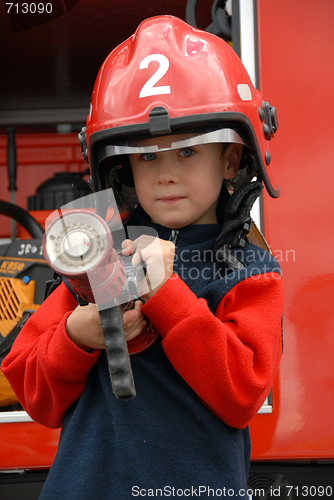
{"left": 99, "top": 306, "right": 136, "bottom": 400}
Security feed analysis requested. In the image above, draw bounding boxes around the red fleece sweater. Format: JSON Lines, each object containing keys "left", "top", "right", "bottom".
{"left": 2, "top": 271, "right": 283, "bottom": 430}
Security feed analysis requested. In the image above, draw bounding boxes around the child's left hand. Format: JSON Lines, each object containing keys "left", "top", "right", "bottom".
{"left": 123, "top": 300, "right": 147, "bottom": 341}
{"left": 121, "top": 235, "right": 175, "bottom": 299}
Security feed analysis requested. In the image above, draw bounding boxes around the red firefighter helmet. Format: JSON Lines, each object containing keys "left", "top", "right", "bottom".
{"left": 79, "top": 15, "right": 279, "bottom": 199}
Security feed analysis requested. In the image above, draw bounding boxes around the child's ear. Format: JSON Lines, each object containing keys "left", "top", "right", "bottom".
{"left": 223, "top": 143, "right": 243, "bottom": 179}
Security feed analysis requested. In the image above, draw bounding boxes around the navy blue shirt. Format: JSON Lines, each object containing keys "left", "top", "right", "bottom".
{"left": 39, "top": 206, "right": 278, "bottom": 500}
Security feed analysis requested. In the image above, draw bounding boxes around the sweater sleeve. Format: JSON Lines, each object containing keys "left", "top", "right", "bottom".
{"left": 1, "top": 282, "right": 101, "bottom": 429}
{"left": 142, "top": 272, "right": 283, "bottom": 429}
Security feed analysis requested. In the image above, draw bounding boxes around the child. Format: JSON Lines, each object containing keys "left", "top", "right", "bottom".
{"left": 2, "top": 16, "right": 283, "bottom": 499}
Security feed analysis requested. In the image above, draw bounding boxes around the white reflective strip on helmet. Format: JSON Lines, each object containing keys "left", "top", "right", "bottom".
{"left": 101, "top": 128, "right": 245, "bottom": 160}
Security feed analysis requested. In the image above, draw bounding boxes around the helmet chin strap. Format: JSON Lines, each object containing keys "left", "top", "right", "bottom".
{"left": 213, "top": 181, "right": 263, "bottom": 271}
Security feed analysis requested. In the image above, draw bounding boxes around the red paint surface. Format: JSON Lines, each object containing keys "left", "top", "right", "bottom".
{"left": 249, "top": 0, "right": 334, "bottom": 460}
{"left": 0, "top": 422, "right": 60, "bottom": 470}
{"left": 0, "top": 133, "right": 87, "bottom": 238}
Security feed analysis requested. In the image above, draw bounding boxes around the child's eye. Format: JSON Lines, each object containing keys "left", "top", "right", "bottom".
{"left": 140, "top": 152, "right": 157, "bottom": 162}
{"left": 179, "top": 148, "right": 195, "bottom": 158}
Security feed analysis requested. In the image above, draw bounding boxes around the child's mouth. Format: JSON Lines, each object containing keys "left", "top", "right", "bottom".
{"left": 158, "top": 196, "right": 185, "bottom": 204}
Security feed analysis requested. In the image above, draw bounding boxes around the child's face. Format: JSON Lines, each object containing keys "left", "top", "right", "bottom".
{"left": 128, "top": 134, "right": 240, "bottom": 229}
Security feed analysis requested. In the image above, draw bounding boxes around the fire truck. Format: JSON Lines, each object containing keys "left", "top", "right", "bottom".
{"left": 0, "top": 1, "right": 333, "bottom": 498}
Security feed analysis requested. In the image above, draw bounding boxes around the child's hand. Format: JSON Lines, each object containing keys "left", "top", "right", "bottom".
{"left": 121, "top": 235, "right": 175, "bottom": 298}
{"left": 66, "top": 301, "right": 146, "bottom": 351}
{"left": 66, "top": 303, "right": 104, "bottom": 352}
{"left": 122, "top": 300, "right": 147, "bottom": 341}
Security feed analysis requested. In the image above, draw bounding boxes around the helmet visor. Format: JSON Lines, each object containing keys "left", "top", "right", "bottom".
{"left": 97, "top": 128, "right": 246, "bottom": 166}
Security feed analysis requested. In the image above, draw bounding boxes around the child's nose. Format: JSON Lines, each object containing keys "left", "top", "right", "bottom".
{"left": 156, "top": 156, "right": 179, "bottom": 184}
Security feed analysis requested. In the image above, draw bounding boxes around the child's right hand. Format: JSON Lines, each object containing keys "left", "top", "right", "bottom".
{"left": 66, "top": 301, "right": 146, "bottom": 352}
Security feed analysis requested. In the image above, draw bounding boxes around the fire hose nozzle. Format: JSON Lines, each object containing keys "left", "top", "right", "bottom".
{"left": 43, "top": 208, "right": 136, "bottom": 400}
